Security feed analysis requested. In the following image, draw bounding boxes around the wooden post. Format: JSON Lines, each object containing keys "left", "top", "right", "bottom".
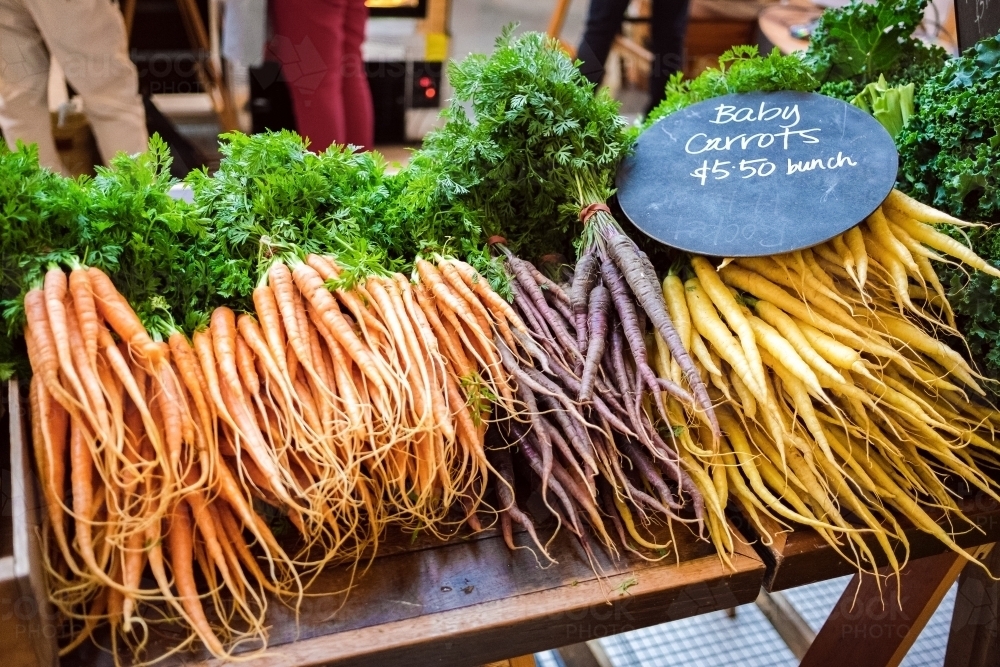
{"left": 547, "top": 0, "right": 573, "bottom": 40}
{"left": 944, "top": 544, "right": 999, "bottom": 667}
{"left": 800, "top": 547, "right": 989, "bottom": 667}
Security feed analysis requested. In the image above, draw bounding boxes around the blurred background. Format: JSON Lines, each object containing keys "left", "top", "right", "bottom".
{"left": 2, "top": 0, "right": 961, "bottom": 177}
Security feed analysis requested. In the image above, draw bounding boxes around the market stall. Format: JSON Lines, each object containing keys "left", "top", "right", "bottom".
{"left": 2, "top": 0, "right": 1000, "bottom": 666}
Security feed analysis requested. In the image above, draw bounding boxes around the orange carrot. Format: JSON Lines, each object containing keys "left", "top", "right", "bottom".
{"left": 69, "top": 265, "right": 99, "bottom": 366}
{"left": 64, "top": 303, "right": 111, "bottom": 443}
{"left": 438, "top": 262, "right": 493, "bottom": 338}
{"left": 306, "top": 302, "right": 365, "bottom": 436}
{"left": 269, "top": 263, "right": 313, "bottom": 371}
{"left": 25, "top": 288, "right": 81, "bottom": 414}
{"left": 30, "top": 374, "right": 77, "bottom": 572}
{"left": 120, "top": 526, "right": 145, "bottom": 628}
{"left": 414, "top": 284, "right": 472, "bottom": 377}
{"left": 153, "top": 362, "right": 186, "bottom": 474}
{"left": 290, "top": 261, "right": 390, "bottom": 397}
{"left": 446, "top": 259, "right": 528, "bottom": 333}
{"left": 168, "top": 332, "right": 216, "bottom": 445}
{"left": 44, "top": 267, "right": 91, "bottom": 412}
{"left": 235, "top": 333, "right": 261, "bottom": 397}
{"left": 211, "top": 310, "right": 296, "bottom": 508}
{"left": 167, "top": 503, "right": 226, "bottom": 656}
{"left": 307, "top": 254, "right": 388, "bottom": 338}
{"left": 87, "top": 267, "right": 163, "bottom": 363}
{"left": 70, "top": 420, "right": 112, "bottom": 587}
{"left": 253, "top": 284, "right": 289, "bottom": 373}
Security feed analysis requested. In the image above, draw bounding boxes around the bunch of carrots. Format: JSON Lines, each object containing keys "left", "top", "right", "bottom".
{"left": 653, "top": 189, "right": 1000, "bottom": 582}
{"left": 28, "top": 252, "right": 521, "bottom": 661}
{"left": 24, "top": 188, "right": 1000, "bottom": 662}
{"left": 487, "top": 238, "right": 715, "bottom": 566}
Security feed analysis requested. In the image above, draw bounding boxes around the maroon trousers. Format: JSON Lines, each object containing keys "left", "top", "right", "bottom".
{"left": 269, "top": 0, "right": 374, "bottom": 150}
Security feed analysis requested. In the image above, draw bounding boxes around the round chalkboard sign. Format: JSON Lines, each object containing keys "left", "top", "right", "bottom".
{"left": 616, "top": 91, "right": 899, "bottom": 257}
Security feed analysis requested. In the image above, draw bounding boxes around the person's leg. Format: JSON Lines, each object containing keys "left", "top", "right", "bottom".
{"left": 647, "top": 0, "right": 690, "bottom": 111}
{"left": 269, "top": 0, "right": 347, "bottom": 151}
{"left": 576, "top": 0, "right": 632, "bottom": 89}
{"left": 341, "top": 0, "right": 372, "bottom": 149}
{"left": 27, "top": 0, "right": 147, "bottom": 163}
{"left": 0, "top": 0, "right": 63, "bottom": 172}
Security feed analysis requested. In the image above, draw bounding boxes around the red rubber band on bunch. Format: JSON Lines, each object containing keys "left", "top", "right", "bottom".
{"left": 579, "top": 202, "right": 611, "bottom": 223}
{"left": 539, "top": 253, "right": 564, "bottom": 266}
{"left": 487, "top": 235, "right": 508, "bottom": 246}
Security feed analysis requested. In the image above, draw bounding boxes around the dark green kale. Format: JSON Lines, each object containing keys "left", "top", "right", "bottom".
{"left": 895, "top": 35, "right": 1000, "bottom": 388}
{"left": 896, "top": 34, "right": 1000, "bottom": 222}
{"left": 803, "top": 0, "right": 947, "bottom": 99}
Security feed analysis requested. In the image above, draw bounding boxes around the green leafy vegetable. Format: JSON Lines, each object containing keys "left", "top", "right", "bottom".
{"left": 82, "top": 135, "right": 213, "bottom": 331}
{"left": 0, "top": 142, "right": 86, "bottom": 373}
{"left": 851, "top": 74, "right": 914, "bottom": 137}
{"left": 407, "top": 27, "right": 631, "bottom": 260}
{"left": 188, "top": 130, "right": 400, "bottom": 309}
{"left": 897, "top": 35, "right": 1000, "bottom": 222}
{"left": 896, "top": 35, "right": 1000, "bottom": 389}
{"left": 804, "top": 0, "right": 947, "bottom": 100}
{"left": 645, "top": 45, "right": 818, "bottom": 126}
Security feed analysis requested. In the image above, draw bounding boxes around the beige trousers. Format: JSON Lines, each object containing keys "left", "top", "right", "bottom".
{"left": 0, "top": 0, "right": 147, "bottom": 172}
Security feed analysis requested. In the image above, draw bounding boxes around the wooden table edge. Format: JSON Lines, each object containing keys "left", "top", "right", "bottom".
{"left": 197, "top": 549, "right": 765, "bottom": 667}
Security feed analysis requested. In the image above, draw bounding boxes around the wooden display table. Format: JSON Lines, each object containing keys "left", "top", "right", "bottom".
{"left": 737, "top": 494, "right": 1000, "bottom": 592}
{"left": 7, "top": 375, "right": 999, "bottom": 667}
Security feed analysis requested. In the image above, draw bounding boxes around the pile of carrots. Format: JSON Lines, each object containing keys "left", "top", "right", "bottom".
{"left": 23, "top": 184, "right": 1000, "bottom": 663}
{"left": 652, "top": 190, "right": 1000, "bottom": 578}
{"left": 29, "top": 254, "right": 521, "bottom": 660}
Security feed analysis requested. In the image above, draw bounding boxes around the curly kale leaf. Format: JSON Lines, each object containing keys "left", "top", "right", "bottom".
{"left": 896, "top": 35, "right": 1000, "bottom": 222}
{"left": 803, "top": 0, "right": 947, "bottom": 92}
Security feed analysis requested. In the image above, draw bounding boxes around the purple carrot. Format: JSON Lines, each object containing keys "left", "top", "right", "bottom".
{"left": 497, "top": 340, "right": 592, "bottom": 433}
{"left": 657, "top": 377, "right": 694, "bottom": 405}
{"left": 591, "top": 431, "right": 670, "bottom": 521}
{"left": 644, "top": 420, "right": 707, "bottom": 532}
{"left": 510, "top": 282, "right": 552, "bottom": 343}
{"left": 599, "top": 257, "right": 673, "bottom": 426}
{"left": 513, "top": 411, "right": 592, "bottom": 499}
{"left": 571, "top": 252, "right": 599, "bottom": 352}
{"left": 603, "top": 230, "right": 720, "bottom": 440}
{"left": 539, "top": 394, "right": 599, "bottom": 489}
{"left": 550, "top": 295, "right": 576, "bottom": 333}
{"left": 492, "top": 447, "right": 552, "bottom": 561}
{"left": 527, "top": 261, "right": 571, "bottom": 305}
{"left": 622, "top": 441, "right": 683, "bottom": 513}
{"left": 546, "top": 352, "right": 625, "bottom": 412}
{"left": 512, "top": 380, "right": 553, "bottom": 507}
{"left": 540, "top": 416, "right": 592, "bottom": 494}
{"left": 579, "top": 284, "right": 610, "bottom": 401}
{"left": 610, "top": 322, "right": 644, "bottom": 442}
{"left": 508, "top": 256, "right": 582, "bottom": 362}
{"left": 512, "top": 328, "right": 552, "bottom": 374}
{"left": 516, "top": 430, "right": 584, "bottom": 537}
{"left": 542, "top": 359, "right": 635, "bottom": 439}
{"left": 548, "top": 450, "right": 616, "bottom": 549}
